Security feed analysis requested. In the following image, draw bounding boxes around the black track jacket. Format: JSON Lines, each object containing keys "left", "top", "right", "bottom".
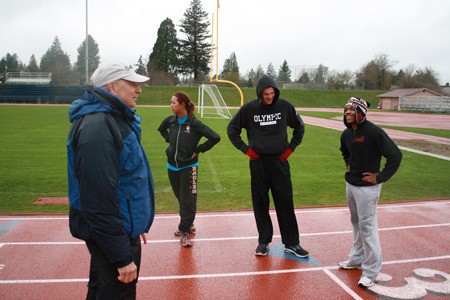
{"left": 158, "top": 115, "right": 220, "bottom": 168}
{"left": 340, "top": 119, "right": 402, "bottom": 186}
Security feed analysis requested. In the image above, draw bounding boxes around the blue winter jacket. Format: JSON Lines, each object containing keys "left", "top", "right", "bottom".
{"left": 67, "top": 87, "right": 155, "bottom": 268}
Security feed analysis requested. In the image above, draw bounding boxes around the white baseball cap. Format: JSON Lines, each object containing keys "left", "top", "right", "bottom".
{"left": 90, "top": 62, "right": 150, "bottom": 87}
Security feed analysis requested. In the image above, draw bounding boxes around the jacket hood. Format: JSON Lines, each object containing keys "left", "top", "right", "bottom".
{"left": 256, "top": 74, "right": 280, "bottom": 104}
{"left": 69, "top": 87, "right": 135, "bottom": 122}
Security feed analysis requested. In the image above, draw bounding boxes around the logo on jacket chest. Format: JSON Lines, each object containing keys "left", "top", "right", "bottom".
{"left": 254, "top": 113, "right": 282, "bottom": 126}
{"left": 184, "top": 125, "right": 191, "bottom": 133}
{"left": 355, "top": 136, "right": 365, "bottom": 142}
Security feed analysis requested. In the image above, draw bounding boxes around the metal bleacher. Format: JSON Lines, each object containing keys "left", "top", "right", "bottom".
{"left": 0, "top": 84, "right": 59, "bottom": 103}
{"left": 0, "top": 72, "right": 91, "bottom": 104}
{"left": 55, "top": 86, "right": 90, "bottom": 102}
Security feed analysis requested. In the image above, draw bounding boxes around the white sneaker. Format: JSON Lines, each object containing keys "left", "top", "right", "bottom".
{"left": 358, "top": 275, "right": 376, "bottom": 287}
{"left": 338, "top": 261, "right": 362, "bottom": 270}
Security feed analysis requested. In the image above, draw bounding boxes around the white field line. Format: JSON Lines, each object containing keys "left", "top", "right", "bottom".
{"left": 204, "top": 152, "right": 222, "bottom": 192}
{"left": 398, "top": 146, "right": 450, "bottom": 161}
{"left": 1, "top": 255, "right": 449, "bottom": 284}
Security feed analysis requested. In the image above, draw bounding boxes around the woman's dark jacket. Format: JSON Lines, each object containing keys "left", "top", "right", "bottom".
{"left": 158, "top": 115, "right": 220, "bottom": 168}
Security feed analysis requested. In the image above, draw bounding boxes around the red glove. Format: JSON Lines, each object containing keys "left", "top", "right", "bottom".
{"left": 279, "top": 148, "right": 293, "bottom": 161}
{"left": 246, "top": 148, "right": 260, "bottom": 160}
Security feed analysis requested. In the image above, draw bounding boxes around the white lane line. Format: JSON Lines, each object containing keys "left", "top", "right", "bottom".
{"left": 323, "top": 269, "right": 364, "bottom": 300}
{"left": 1, "top": 222, "right": 449, "bottom": 246}
{"left": 1, "top": 255, "right": 449, "bottom": 284}
{"left": 382, "top": 255, "right": 450, "bottom": 265}
{"left": 1, "top": 200, "right": 449, "bottom": 221}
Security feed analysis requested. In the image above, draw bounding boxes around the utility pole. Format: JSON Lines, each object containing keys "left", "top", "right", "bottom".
{"left": 85, "top": 0, "right": 89, "bottom": 85}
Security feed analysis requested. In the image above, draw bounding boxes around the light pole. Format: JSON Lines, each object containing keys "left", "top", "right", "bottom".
{"left": 85, "top": 0, "right": 89, "bottom": 85}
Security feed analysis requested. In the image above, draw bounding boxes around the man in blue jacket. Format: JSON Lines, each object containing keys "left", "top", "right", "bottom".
{"left": 67, "top": 62, "right": 155, "bottom": 299}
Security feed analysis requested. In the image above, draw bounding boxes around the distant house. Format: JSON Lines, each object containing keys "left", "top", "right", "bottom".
{"left": 377, "top": 88, "right": 443, "bottom": 110}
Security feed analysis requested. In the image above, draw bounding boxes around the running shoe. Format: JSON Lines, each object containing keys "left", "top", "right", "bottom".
{"left": 338, "top": 261, "right": 362, "bottom": 270}
{"left": 174, "top": 224, "right": 196, "bottom": 236}
{"left": 255, "top": 243, "right": 269, "bottom": 256}
{"left": 358, "top": 275, "right": 376, "bottom": 287}
{"left": 180, "top": 233, "right": 192, "bottom": 247}
{"left": 284, "top": 244, "right": 309, "bottom": 257}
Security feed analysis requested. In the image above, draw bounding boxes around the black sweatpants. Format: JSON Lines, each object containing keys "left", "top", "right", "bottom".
{"left": 168, "top": 166, "right": 198, "bottom": 233}
{"left": 250, "top": 156, "right": 300, "bottom": 246}
{"left": 85, "top": 237, "right": 141, "bottom": 300}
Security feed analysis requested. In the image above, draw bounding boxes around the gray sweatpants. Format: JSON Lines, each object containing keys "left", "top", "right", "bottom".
{"left": 345, "top": 182, "right": 382, "bottom": 279}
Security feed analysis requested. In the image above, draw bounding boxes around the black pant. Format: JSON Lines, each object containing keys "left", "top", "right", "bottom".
{"left": 250, "top": 156, "right": 300, "bottom": 246}
{"left": 85, "top": 237, "right": 141, "bottom": 300}
{"left": 168, "top": 166, "right": 198, "bottom": 233}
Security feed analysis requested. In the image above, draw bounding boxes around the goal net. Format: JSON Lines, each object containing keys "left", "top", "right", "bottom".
{"left": 197, "top": 84, "right": 232, "bottom": 119}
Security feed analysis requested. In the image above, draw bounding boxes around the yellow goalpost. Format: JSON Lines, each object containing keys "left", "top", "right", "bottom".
{"left": 209, "top": 0, "right": 244, "bottom": 106}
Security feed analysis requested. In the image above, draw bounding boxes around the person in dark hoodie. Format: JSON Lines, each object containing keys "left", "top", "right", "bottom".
{"left": 67, "top": 62, "right": 155, "bottom": 299}
{"left": 158, "top": 91, "right": 220, "bottom": 247}
{"left": 227, "top": 74, "right": 309, "bottom": 258}
{"left": 339, "top": 97, "right": 402, "bottom": 288}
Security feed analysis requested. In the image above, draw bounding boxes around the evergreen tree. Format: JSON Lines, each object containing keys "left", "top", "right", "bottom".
{"left": 246, "top": 69, "right": 255, "bottom": 87}
{"left": 312, "top": 64, "right": 328, "bottom": 84}
{"left": 266, "top": 63, "right": 277, "bottom": 80}
{"left": 297, "top": 72, "right": 310, "bottom": 84}
{"left": 220, "top": 52, "right": 240, "bottom": 82}
{"left": 0, "top": 53, "right": 21, "bottom": 73}
{"left": 178, "top": 0, "right": 211, "bottom": 82}
{"left": 75, "top": 34, "right": 100, "bottom": 84}
{"left": 277, "top": 60, "right": 291, "bottom": 83}
{"left": 40, "top": 36, "right": 75, "bottom": 84}
{"left": 148, "top": 18, "right": 179, "bottom": 76}
{"left": 135, "top": 55, "right": 148, "bottom": 76}
{"left": 254, "top": 64, "right": 265, "bottom": 81}
{"left": 27, "top": 54, "right": 40, "bottom": 72}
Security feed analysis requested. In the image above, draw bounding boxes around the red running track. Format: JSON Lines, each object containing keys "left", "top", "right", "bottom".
{"left": 1, "top": 200, "right": 450, "bottom": 299}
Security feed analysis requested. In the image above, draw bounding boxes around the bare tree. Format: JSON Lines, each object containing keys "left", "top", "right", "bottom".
{"left": 355, "top": 53, "right": 395, "bottom": 90}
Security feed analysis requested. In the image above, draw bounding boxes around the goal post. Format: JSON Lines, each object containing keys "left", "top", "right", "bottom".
{"left": 198, "top": 84, "right": 232, "bottom": 119}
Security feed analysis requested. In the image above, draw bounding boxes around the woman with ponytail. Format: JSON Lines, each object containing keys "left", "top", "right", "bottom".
{"left": 158, "top": 92, "right": 221, "bottom": 247}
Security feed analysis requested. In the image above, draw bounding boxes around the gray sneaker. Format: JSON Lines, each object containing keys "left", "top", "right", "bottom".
{"left": 338, "top": 261, "right": 362, "bottom": 270}
{"left": 358, "top": 275, "right": 376, "bottom": 287}
{"left": 255, "top": 243, "right": 269, "bottom": 256}
{"left": 180, "top": 233, "right": 193, "bottom": 247}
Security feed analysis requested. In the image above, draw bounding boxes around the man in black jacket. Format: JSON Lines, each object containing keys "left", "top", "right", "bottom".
{"left": 227, "top": 74, "right": 309, "bottom": 258}
{"left": 339, "top": 97, "right": 402, "bottom": 288}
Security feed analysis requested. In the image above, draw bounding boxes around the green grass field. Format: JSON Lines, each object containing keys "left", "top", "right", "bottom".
{"left": 0, "top": 104, "right": 449, "bottom": 214}
{"left": 138, "top": 86, "right": 386, "bottom": 108}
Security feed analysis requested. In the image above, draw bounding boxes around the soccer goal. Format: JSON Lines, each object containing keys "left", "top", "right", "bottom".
{"left": 197, "top": 84, "right": 232, "bottom": 119}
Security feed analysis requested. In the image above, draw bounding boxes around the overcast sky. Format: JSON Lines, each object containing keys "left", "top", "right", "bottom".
{"left": 1, "top": 0, "right": 449, "bottom": 84}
